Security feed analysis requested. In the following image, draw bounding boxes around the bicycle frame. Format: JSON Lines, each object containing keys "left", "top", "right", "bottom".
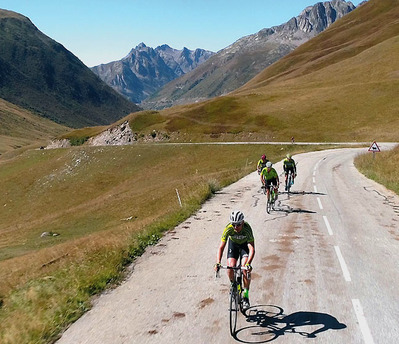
{"left": 286, "top": 170, "right": 293, "bottom": 193}
{"left": 265, "top": 184, "right": 276, "bottom": 214}
{"left": 216, "top": 257, "right": 251, "bottom": 336}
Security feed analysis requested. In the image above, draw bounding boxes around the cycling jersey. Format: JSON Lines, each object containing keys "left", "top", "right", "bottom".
{"left": 283, "top": 158, "right": 296, "bottom": 172}
{"left": 257, "top": 159, "right": 268, "bottom": 171}
{"left": 221, "top": 222, "right": 254, "bottom": 244}
{"left": 260, "top": 167, "right": 278, "bottom": 181}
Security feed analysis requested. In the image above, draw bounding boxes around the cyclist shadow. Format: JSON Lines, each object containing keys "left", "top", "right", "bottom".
{"left": 280, "top": 190, "right": 326, "bottom": 197}
{"left": 235, "top": 305, "right": 346, "bottom": 343}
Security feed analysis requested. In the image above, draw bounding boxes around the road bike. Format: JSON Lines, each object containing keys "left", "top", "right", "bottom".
{"left": 286, "top": 170, "right": 294, "bottom": 193}
{"left": 216, "top": 256, "right": 251, "bottom": 336}
{"left": 263, "top": 184, "right": 277, "bottom": 214}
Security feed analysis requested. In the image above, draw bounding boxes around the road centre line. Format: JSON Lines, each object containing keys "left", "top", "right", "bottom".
{"left": 334, "top": 246, "right": 351, "bottom": 282}
{"left": 352, "top": 299, "right": 375, "bottom": 344}
{"left": 314, "top": 185, "right": 318, "bottom": 193}
{"left": 317, "top": 197, "right": 323, "bottom": 210}
{"left": 313, "top": 177, "right": 316, "bottom": 183}
{"left": 323, "top": 216, "right": 333, "bottom": 235}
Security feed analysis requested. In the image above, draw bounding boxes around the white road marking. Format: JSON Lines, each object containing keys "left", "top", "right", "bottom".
{"left": 314, "top": 185, "right": 318, "bottom": 193}
{"left": 352, "top": 299, "right": 375, "bottom": 344}
{"left": 334, "top": 246, "right": 351, "bottom": 282}
{"left": 313, "top": 177, "right": 316, "bottom": 183}
{"left": 323, "top": 216, "right": 333, "bottom": 235}
{"left": 317, "top": 197, "right": 323, "bottom": 210}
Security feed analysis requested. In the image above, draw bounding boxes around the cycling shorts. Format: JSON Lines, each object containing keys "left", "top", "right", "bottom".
{"left": 284, "top": 167, "right": 295, "bottom": 175}
{"left": 265, "top": 177, "right": 278, "bottom": 187}
{"left": 227, "top": 239, "right": 249, "bottom": 260}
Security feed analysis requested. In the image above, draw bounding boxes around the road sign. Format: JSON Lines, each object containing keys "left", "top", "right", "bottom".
{"left": 368, "top": 141, "right": 380, "bottom": 152}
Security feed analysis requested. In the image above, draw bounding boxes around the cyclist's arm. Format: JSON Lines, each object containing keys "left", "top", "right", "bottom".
{"left": 246, "top": 241, "right": 255, "bottom": 266}
{"left": 216, "top": 240, "right": 227, "bottom": 265}
{"left": 273, "top": 169, "right": 279, "bottom": 185}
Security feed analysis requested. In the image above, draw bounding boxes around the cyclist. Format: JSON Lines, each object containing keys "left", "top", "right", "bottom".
{"left": 257, "top": 154, "right": 269, "bottom": 174}
{"left": 283, "top": 154, "right": 297, "bottom": 191}
{"left": 214, "top": 210, "right": 255, "bottom": 310}
{"left": 260, "top": 161, "right": 279, "bottom": 201}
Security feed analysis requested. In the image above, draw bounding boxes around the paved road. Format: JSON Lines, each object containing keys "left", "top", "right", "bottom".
{"left": 57, "top": 145, "right": 399, "bottom": 344}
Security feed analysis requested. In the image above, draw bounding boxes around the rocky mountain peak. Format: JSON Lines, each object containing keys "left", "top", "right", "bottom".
{"left": 143, "top": 0, "right": 357, "bottom": 110}
{"left": 91, "top": 44, "right": 214, "bottom": 103}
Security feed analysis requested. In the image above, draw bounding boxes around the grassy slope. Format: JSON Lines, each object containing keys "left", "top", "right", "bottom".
{"left": 0, "top": 143, "right": 321, "bottom": 343}
{"left": 0, "top": 98, "right": 69, "bottom": 155}
{"left": 121, "top": 0, "right": 399, "bottom": 143}
{"left": 355, "top": 144, "right": 399, "bottom": 196}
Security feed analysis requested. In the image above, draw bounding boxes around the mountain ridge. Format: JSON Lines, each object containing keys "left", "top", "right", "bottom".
{"left": 91, "top": 44, "right": 214, "bottom": 104}
{"left": 0, "top": 9, "right": 140, "bottom": 128}
{"left": 142, "top": 0, "right": 357, "bottom": 109}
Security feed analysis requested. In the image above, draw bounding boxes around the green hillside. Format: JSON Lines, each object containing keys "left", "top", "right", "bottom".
{"left": 124, "top": 0, "right": 398, "bottom": 143}
{"left": 0, "top": 98, "right": 69, "bottom": 156}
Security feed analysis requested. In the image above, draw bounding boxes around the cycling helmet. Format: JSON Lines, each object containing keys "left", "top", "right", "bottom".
{"left": 230, "top": 210, "right": 244, "bottom": 225}
{"left": 287, "top": 154, "right": 292, "bottom": 159}
{"left": 266, "top": 161, "right": 272, "bottom": 168}
{"left": 261, "top": 154, "right": 266, "bottom": 161}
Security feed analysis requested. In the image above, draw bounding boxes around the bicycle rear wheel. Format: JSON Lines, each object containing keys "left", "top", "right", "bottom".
{"left": 229, "top": 287, "right": 238, "bottom": 336}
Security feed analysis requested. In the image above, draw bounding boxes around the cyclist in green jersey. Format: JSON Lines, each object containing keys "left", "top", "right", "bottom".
{"left": 214, "top": 210, "right": 255, "bottom": 309}
{"left": 283, "top": 154, "right": 297, "bottom": 191}
{"left": 257, "top": 154, "right": 269, "bottom": 174}
{"left": 260, "top": 161, "right": 280, "bottom": 201}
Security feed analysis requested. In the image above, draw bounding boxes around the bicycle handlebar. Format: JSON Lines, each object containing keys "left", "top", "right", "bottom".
{"left": 218, "top": 265, "right": 250, "bottom": 270}
{"left": 215, "top": 265, "right": 251, "bottom": 280}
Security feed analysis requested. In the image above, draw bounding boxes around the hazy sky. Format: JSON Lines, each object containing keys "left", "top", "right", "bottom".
{"left": 1, "top": 0, "right": 363, "bottom": 67}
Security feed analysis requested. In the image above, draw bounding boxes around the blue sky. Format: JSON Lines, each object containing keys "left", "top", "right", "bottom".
{"left": 1, "top": 0, "right": 363, "bottom": 67}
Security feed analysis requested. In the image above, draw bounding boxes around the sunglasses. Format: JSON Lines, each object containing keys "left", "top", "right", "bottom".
{"left": 232, "top": 222, "right": 243, "bottom": 228}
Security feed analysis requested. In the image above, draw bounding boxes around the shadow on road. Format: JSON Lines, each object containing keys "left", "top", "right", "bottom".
{"left": 282, "top": 190, "right": 326, "bottom": 196}
{"left": 233, "top": 305, "right": 346, "bottom": 343}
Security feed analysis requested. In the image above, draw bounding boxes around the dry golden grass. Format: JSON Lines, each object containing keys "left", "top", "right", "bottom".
{"left": 1, "top": 143, "right": 328, "bottom": 343}
{"left": 354, "top": 144, "right": 399, "bottom": 195}
{"left": 0, "top": 98, "right": 69, "bottom": 155}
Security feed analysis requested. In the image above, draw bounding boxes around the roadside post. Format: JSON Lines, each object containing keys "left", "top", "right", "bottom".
{"left": 368, "top": 141, "right": 380, "bottom": 160}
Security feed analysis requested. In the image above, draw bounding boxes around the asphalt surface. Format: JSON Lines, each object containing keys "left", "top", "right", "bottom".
{"left": 57, "top": 145, "right": 399, "bottom": 344}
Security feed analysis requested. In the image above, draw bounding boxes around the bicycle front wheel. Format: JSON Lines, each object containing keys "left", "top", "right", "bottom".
{"left": 229, "top": 288, "right": 238, "bottom": 336}
{"left": 287, "top": 174, "right": 292, "bottom": 193}
{"left": 266, "top": 198, "right": 271, "bottom": 213}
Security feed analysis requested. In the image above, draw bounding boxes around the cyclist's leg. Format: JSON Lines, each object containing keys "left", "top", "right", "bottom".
{"left": 284, "top": 168, "right": 288, "bottom": 186}
{"left": 271, "top": 178, "right": 278, "bottom": 200}
{"left": 240, "top": 245, "right": 251, "bottom": 308}
{"left": 227, "top": 240, "right": 239, "bottom": 283}
{"left": 266, "top": 180, "right": 272, "bottom": 199}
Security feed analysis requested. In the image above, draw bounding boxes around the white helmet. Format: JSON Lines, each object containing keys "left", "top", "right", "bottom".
{"left": 230, "top": 210, "right": 244, "bottom": 225}
{"left": 266, "top": 161, "right": 272, "bottom": 168}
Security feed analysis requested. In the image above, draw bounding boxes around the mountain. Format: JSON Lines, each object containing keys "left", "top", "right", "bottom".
{"left": 91, "top": 44, "right": 214, "bottom": 104}
{"left": 112, "top": 0, "right": 397, "bottom": 143}
{"left": 142, "top": 0, "right": 357, "bottom": 109}
{"left": 0, "top": 9, "right": 140, "bottom": 128}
